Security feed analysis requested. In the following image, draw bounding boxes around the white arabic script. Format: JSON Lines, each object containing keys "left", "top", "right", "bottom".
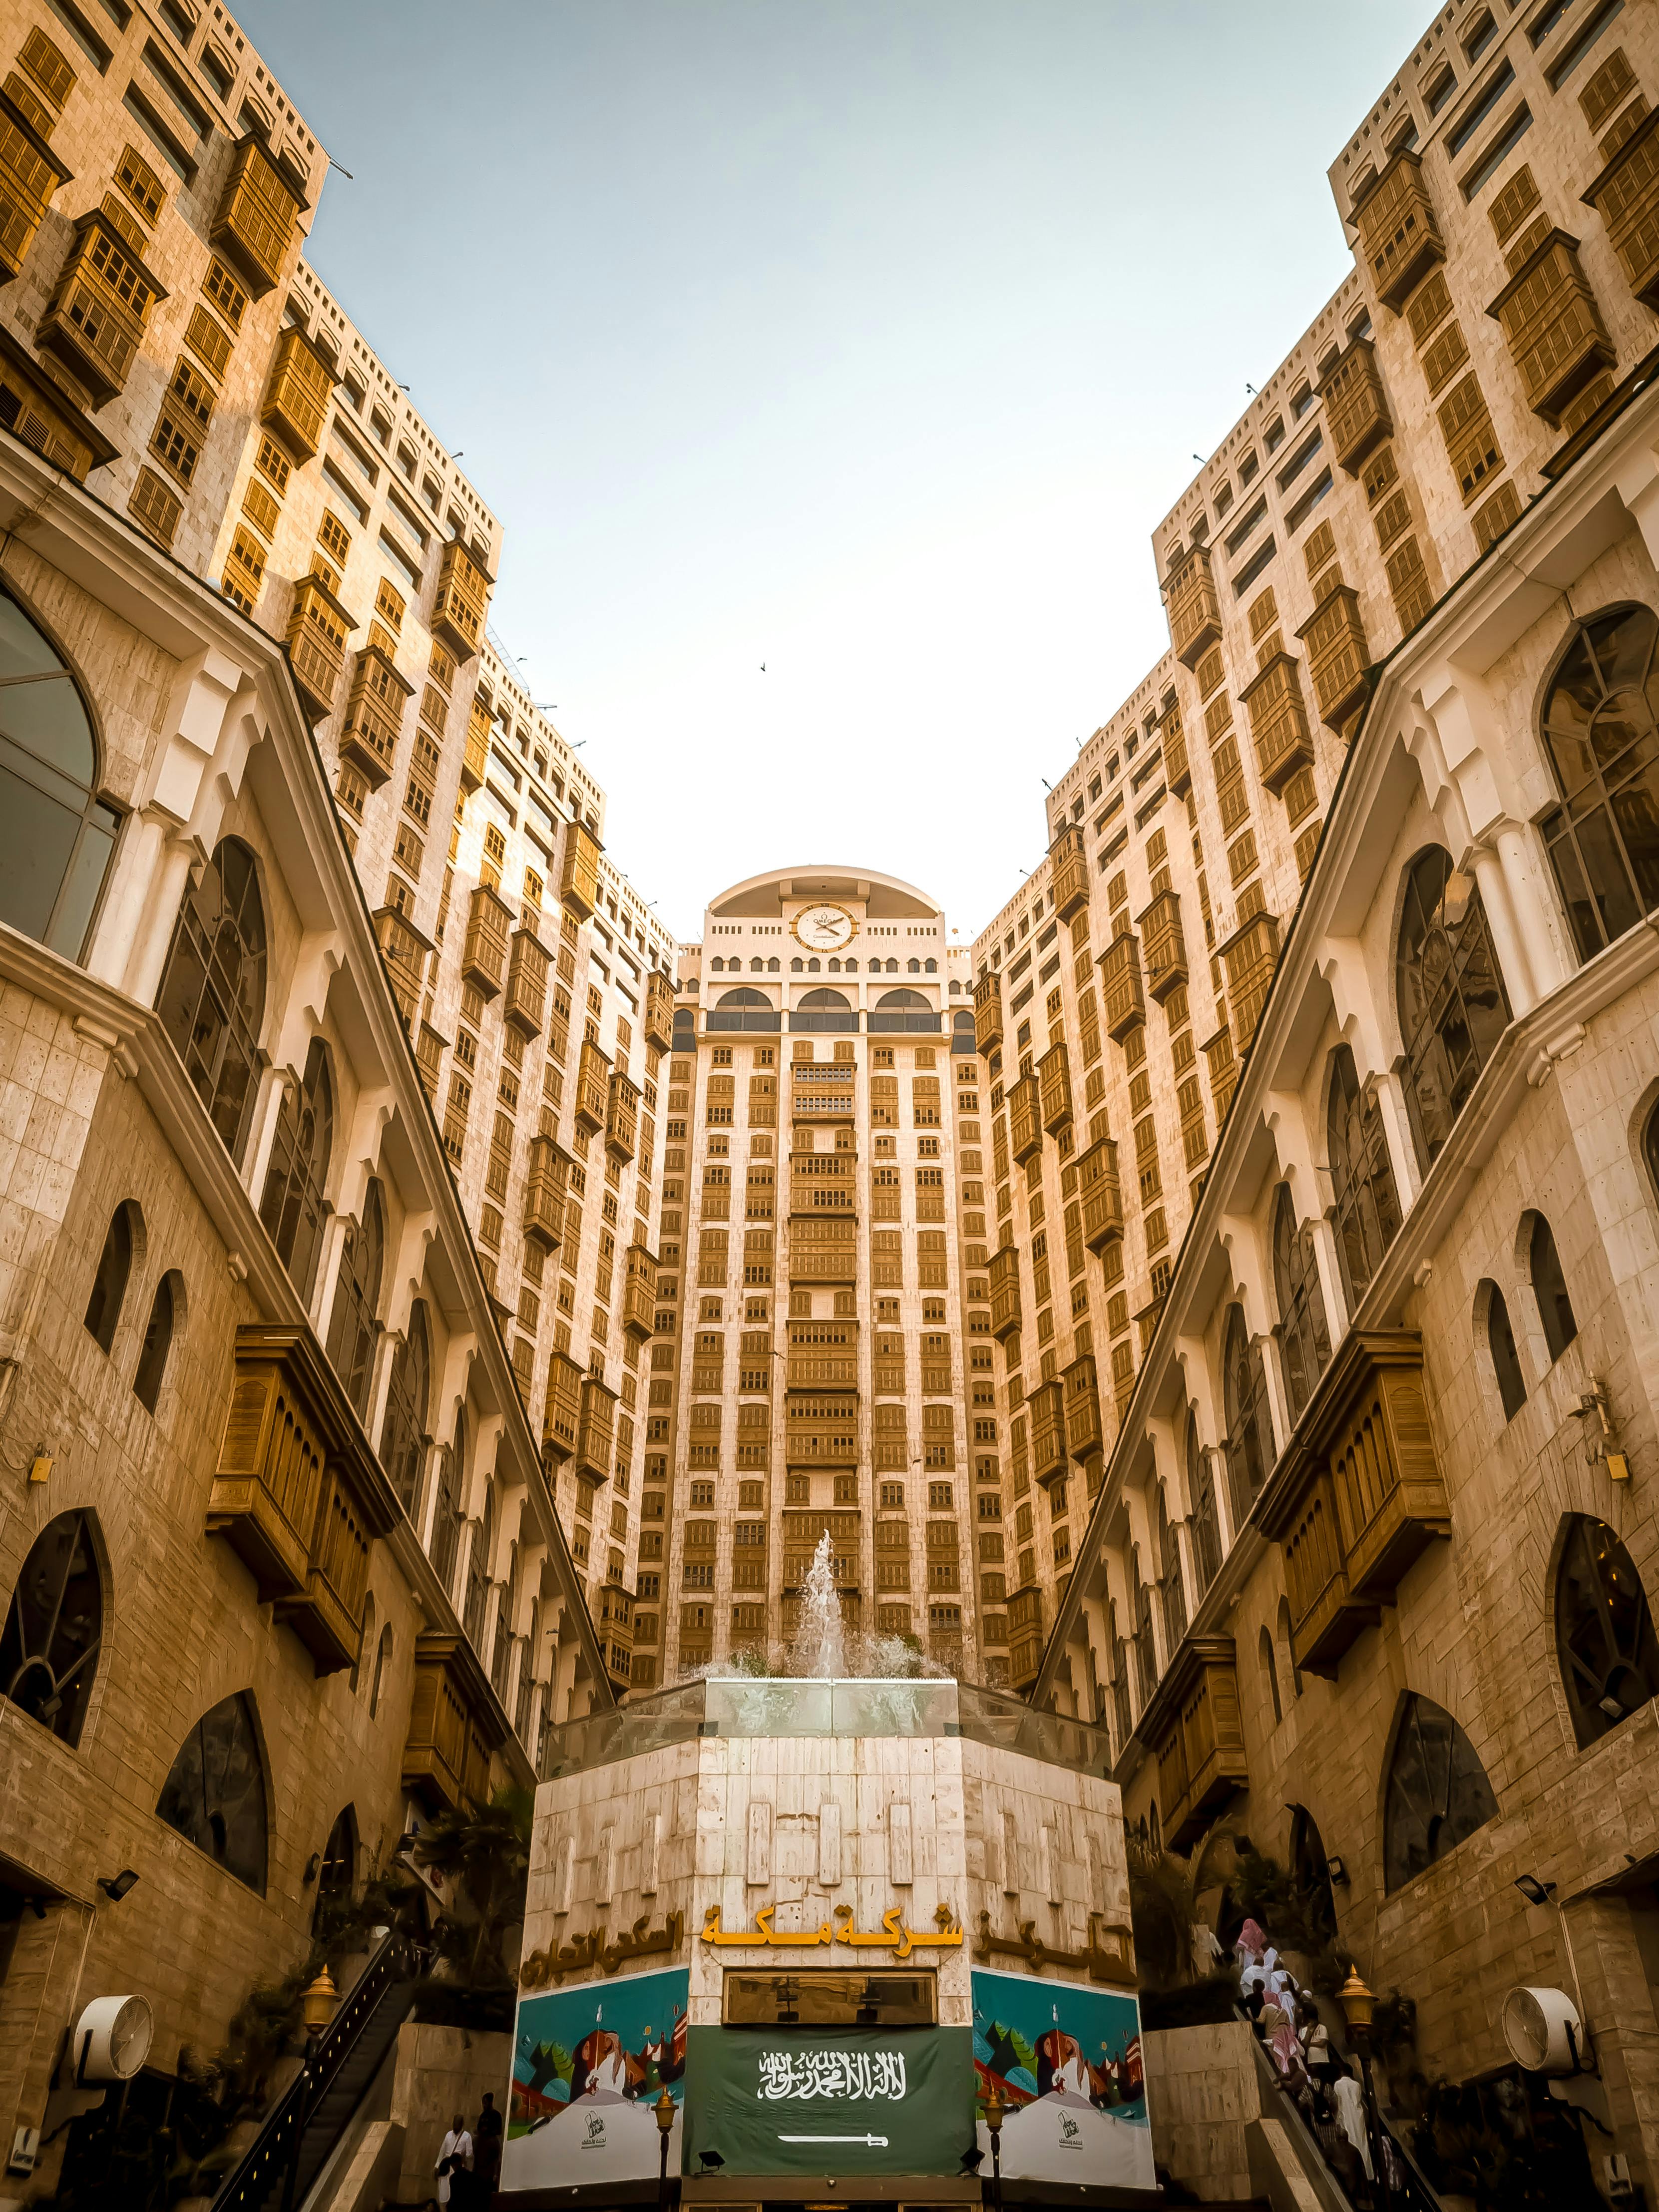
{"left": 756, "top": 2050, "right": 908, "bottom": 2102}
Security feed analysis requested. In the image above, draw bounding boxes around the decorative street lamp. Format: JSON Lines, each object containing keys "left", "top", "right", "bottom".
{"left": 1337, "top": 1966, "right": 1392, "bottom": 2210}
{"left": 655, "top": 2086, "right": 677, "bottom": 2212}
{"left": 981, "top": 2082, "right": 1007, "bottom": 2212}
{"left": 281, "top": 1970, "right": 339, "bottom": 2212}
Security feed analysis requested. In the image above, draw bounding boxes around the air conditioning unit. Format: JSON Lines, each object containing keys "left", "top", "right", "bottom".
{"left": 1501, "top": 1986, "right": 1583, "bottom": 2076}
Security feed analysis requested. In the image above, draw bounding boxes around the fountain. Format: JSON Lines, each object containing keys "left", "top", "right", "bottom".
{"left": 498, "top": 1536, "right": 1157, "bottom": 2207}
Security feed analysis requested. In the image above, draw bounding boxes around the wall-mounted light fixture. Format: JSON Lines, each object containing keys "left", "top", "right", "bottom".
{"left": 96, "top": 1870, "right": 139, "bottom": 1904}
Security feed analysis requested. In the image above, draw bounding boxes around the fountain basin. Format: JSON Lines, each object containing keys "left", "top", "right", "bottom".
{"left": 502, "top": 1679, "right": 1156, "bottom": 2206}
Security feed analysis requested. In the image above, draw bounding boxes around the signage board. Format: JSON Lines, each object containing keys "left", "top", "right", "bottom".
{"left": 501, "top": 1965, "right": 688, "bottom": 2194}
{"left": 971, "top": 1966, "right": 1153, "bottom": 2191}
{"left": 682, "top": 2022, "right": 975, "bottom": 2179}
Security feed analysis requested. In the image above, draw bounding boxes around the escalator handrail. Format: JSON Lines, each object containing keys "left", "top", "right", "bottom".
{"left": 1233, "top": 2000, "right": 1445, "bottom": 2212}
{"left": 209, "top": 1931, "right": 419, "bottom": 2212}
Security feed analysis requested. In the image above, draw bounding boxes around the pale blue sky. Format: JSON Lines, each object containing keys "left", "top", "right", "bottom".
{"left": 238, "top": 0, "right": 1427, "bottom": 943}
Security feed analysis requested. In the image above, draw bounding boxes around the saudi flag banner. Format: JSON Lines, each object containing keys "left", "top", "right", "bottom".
{"left": 681, "top": 2024, "right": 975, "bottom": 2177}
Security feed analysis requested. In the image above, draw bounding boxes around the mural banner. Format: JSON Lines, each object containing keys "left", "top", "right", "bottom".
{"left": 501, "top": 1965, "right": 688, "bottom": 2194}
{"left": 971, "top": 1967, "right": 1154, "bottom": 2191}
{"left": 682, "top": 2023, "right": 975, "bottom": 2178}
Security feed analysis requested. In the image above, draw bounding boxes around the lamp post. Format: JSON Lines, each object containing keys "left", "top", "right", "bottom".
{"left": 1337, "top": 1966, "right": 1392, "bottom": 2210}
{"left": 655, "top": 2086, "right": 677, "bottom": 2212}
{"left": 981, "top": 2083, "right": 1006, "bottom": 2212}
{"left": 280, "top": 1969, "right": 338, "bottom": 2212}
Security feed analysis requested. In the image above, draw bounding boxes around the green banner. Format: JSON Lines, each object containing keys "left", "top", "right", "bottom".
{"left": 682, "top": 2024, "right": 975, "bottom": 2178}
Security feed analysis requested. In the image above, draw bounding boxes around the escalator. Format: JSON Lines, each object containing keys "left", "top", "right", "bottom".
{"left": 1235, "top": 2003, "right": 1445, "bottom": 2212}
{"left": 209, "top": 1933, "right": 421, "bottom": 2212}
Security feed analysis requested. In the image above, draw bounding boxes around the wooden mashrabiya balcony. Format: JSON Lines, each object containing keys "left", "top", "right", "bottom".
{"left": 208, "top": 1325, "right": 399, "bottom": 1676}
{"left": 1136, "top": 1635, "right": 1248, "bottom": 1852}
{"left": 1254, "top": 1329, "right": 1450, "bottom": 1678}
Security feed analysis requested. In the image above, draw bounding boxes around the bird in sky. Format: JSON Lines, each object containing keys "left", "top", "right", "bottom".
{"left": 760, "top": 663, "right": 767, "bottom": 673}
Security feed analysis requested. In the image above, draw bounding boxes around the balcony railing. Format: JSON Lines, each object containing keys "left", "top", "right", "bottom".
{"left": 404, "top": 1634, "right": 500, "bottom": 1811}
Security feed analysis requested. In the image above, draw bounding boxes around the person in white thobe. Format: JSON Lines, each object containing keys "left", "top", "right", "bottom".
{"left": 1331, "top": 2070, "right": 1375, "bottom": 2181}
{"left": 435, "top": 2117, "right": 472, "bottom": 2207}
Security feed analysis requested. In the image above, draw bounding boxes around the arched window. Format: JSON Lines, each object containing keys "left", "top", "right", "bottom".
{"left": 351, "top": 1590, "right": 375, "bottom": 1696}
{"left": 1259, "top": 1624, "right": 1281, "bottom": 1726}
{"left": 0, "top": 1507, "right": 102, "bottom": 1746}
{"left": 1186, "top": 1411, "right": 1222, "bottom": 1592}
{"left": 1156, "top": 1484, "right": 1186, "bottom": 1650}
{"left": 924, "top": 958, "right": 937, "bottom": 973}
{"left": 800, "top": 987, "right": 851, "bottom": 1007}
{"left": 312, "top": 1804, "right": 357, "bottom": 1935}
{"left": 1132, "top": 1555, "right": 1157, "bottom": 1705}
{"left": 807, "top": 957, "right": 821, "bottom": 973}
{"left": 1288, "top": 1806, "right": 1337, "bottom": 1942}
{"left": 1108, "top": 1600, "right": 1132, "bottom": 1750}
{"left": 1223, "top": 1304, "right": 1275, "bottom": 1520}
{"left": 790, "top": 957, "right": 803, "bottom": 974}
{"left": 716, "top": 987, "right": 770, "bottom": 1006}
{"left": 260, "top": 1038, "right": 334, "bottom": 1299}
{"left": 749, "top": 956, "right": 763, "bottom": 973}
{"left": 327, "top": 1179, "right": 385, "bottom": 1420}
{"left": 1555, "top": 1515, "right": 1659, "bottom": 1749}
{"left": 1277, "top": 1596, "right": 1302, "bottom": 1698}
{"left": 1483, "top": 1282, "right": 1527, "bottom": 1420}
{"left": 379, "top": 1300, "right": 430, "bottom": 1515}
{"left": 1529, "top": 1214, "right": 1578, "bottom": 1363}
{"left": 1382, "top": 1693, "right": 1498, "bottom": 1891}
{"left": 844, "top": 958, "right": 859, "bottom": 974}
{"left": 83, "top": 1202, "right": 138, "bottom": 1353}
{"left": 0, "top": 588, "right": 118, "bottom": 960}
{"left": 464, "top": 1481, "right": 495, "bottom": 1644}
{"left": 156, "top": 1690, "right": 269, "bottom": 1893}
{"left": 877, "top": 988, "right": 929, "bottom": 1006}
{"left": 1537, "top": 605, "right": 1659, "bottom": 961}
{"left": 767, "top": 956, "right": 779, "bottom": 972}
{"left": 1396, "top": 846, "right": 1512, "bottom": 1167}
{"left": 133, "top": 1270, "right": 181, "bottom": 1413}
{"left": 516, "top": 1597, "right": 541, "bottom": 1741}
{"left": 1272, "top": 1183, "right": 1330, "bottom": 1424}
{"left": 885, "top": 957, "right": 899, "bottom": 973}
{"left": 156, "top": 836, "right": 268, "bottom": 1164}
{"left": 369, "top": 1622, "right": 393, "bottom": 1718}
{"left": 430, "top": 1407, "right": 464, "bottom": 1591}
{"left": 1327, "top": 1045, "right": 1402, "bottom": 1309}
{"left": 907, "top": 957, "right": 921, "bottom": 973}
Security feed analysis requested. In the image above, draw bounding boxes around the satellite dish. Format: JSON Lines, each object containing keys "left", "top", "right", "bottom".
{"left": 73, "top": 1995, "right": 153, "bottom": 2083}
{"left": 1501, "top": 1986, "right": 1581, "bottom": 2076}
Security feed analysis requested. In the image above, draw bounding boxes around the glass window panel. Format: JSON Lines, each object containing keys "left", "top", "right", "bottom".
{"left": 45, "top": 812, "right": 117, "bottom": 960}
{"left": 722, "top": 1971, "right": 936, "bottom": 2027}
{"left": 0, "top": 674, "right": 95, "bottom": 787}
{"left": 1609, "top": 765, "right": 1659, "bottom": 913}
{"left": 155, "top": 1690, "right": 269, "bottom": 1893}
{"left": 1555, "top": 1516, "right": 1659, "bottom": 1750}
{"left": 0, "top": 765, "right": 82, "bottom": 941}
{"left": 0, "top": 594, "right": 65, "bottom": 680}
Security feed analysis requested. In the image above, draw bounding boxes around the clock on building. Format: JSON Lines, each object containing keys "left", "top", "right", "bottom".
{"left": 791, "top": 903, "right": 856, "bottom": 952}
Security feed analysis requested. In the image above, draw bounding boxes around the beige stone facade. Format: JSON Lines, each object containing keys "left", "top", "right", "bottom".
{"left": 639, "top": 869, "right": 990, "bottom": 1684}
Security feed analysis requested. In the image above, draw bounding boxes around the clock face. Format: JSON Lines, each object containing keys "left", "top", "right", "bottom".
{"left": 792, "top": 904, "right": 855, "bottom": 952}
